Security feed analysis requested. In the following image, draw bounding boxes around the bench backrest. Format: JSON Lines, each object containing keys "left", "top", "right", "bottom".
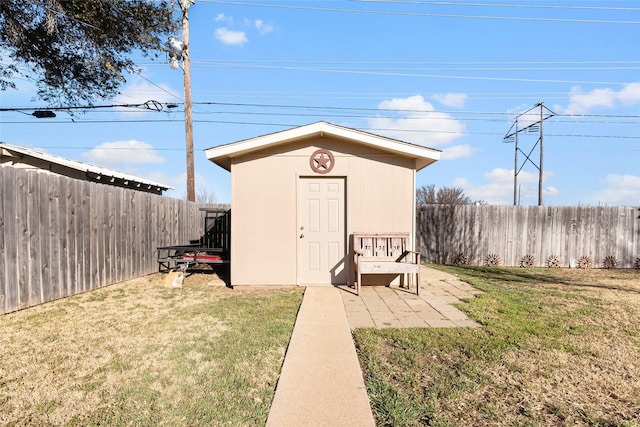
{"left": 352, "top": 233, "right": 410, "bottom": 260}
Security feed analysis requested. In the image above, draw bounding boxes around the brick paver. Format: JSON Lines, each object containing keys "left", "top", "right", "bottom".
{"left": 339, "top": 266, "right": 482, "bottom": 330}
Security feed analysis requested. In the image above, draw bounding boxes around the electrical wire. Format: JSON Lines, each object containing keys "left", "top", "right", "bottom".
{"left": 3, "top": 99, "right": 638, "bottom": 120}
{"left": 353, "top": 0, "right": 640, "bottom": 12}
{"left": 202, "top": 0, "right": 640, "bottom": 25}
{"left": 185, "top": 59, "right": 640, "bottom": 72}
{"left": 2, "top": 116, "right": 637, "bottom": 140}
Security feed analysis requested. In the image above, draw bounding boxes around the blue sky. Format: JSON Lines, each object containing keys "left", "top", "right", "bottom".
{"left": 1, "top": 0, "right": 639, "bottom": 206}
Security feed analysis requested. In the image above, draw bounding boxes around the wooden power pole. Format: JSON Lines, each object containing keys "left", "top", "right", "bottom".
{"left": 181, "top": 0, "right": 195, "bottom": 202}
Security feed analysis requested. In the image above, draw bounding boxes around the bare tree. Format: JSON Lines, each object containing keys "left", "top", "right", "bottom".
{"left": 196, "top": 187, "right": 217, "bottom": 205}
{"left": 181, "top": 187, "right": 217, "bottom": 204}
{"left": 416, "top": 184, "right": 484, "bottom": 206}
{"left": 416, "top": 184, "right": 437, "bottom": 205}
{"left": 436, "top": 186, "right": 472, "bottom": 205}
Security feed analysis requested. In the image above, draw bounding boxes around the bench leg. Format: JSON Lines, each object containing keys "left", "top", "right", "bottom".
{"left": 357, "top": 269, "right": 361, "bottom": 296}
{"left": 415, "top": 268, "right": 420, "bottom": 296}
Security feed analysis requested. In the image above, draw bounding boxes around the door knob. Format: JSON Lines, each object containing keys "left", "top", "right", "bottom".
{"left": 300, "top": 234, "right": 304, "bottom": 238}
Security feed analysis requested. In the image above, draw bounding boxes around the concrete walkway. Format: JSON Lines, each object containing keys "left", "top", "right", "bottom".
{"left": 266, "top": 266, "right": 480, "bottom": 426}
{"left": 341, "top": 266, "right": 482, "bottom": 329}
{"left": 266, "top": 286, "right": 376, "bottom": 427}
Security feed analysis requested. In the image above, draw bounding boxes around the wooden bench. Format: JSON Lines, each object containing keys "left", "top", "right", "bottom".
{"left": 352, "top": 233, "right": 420, "bottom": 295}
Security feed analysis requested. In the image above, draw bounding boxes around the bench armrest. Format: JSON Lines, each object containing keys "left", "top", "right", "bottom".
{"left": 397, "top": 251, "right": 421, "bottom": 264}
{"left": 353, "top": 248, "right": 363, "bottom": 264}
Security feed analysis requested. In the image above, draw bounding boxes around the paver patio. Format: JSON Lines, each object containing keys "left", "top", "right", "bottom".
{"left": 339, "top": 266, "right": 482, "bottom": 329}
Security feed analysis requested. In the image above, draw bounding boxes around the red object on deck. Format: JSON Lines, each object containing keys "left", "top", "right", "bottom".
{"left": 181, "top": 254, "right": 221, "bottom": 261}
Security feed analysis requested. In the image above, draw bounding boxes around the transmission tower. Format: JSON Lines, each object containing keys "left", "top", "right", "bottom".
{"left": 503, "top": 103, "right": 555, "bottom": 206}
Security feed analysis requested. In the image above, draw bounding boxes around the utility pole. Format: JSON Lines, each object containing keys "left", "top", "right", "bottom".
{"left": 181, "top": 0, "right": 195, "bottom": 202}
{"left": 538, "top": 103, "right": 544, "bottom": 206}
{"left": 503, "top": 102, "right": 555, "bottom": 206}
{"left": 513, "top": 118, "right": 518, "bottom": 205}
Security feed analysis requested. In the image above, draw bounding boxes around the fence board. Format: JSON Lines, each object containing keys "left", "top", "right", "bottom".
{"left": 16, "top": 170, "right": 30, "bottom": 309}
{"left": 57, "top": 177, "right": 68, "bottom": 299}
{"left": 67, "top": 178, "right": 79, "bottom": 295}
{"left": 99, "top": 184, "right": 107, "bottom": 287}
{"left": 79, "top": 180, "right": 90, "bottom": 292}
{"left": 418, "top": 205, "right": 639, "bottom": 269}
{"left": 39, "top": 173, "right": 52, "bottom": 303}
{"left": 28, "top": 172, "right": 43, "bottom": 306}
{"left": 0, "top": 167, "right": 5, "bottom": 313}
{"left": 90, "top": 183, "right": 99, "bottom": 289}
{"left": 131, "top": 191, "right": 139, "bottom": 277}
{"left": 2, "top": 167, "right": 18, "bottom": 314}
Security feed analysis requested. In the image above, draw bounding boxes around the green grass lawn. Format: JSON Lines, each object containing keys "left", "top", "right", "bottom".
{"left": 354, "top": 265, "right": 640, "bottom": 427}
{"left": 0, "top": 273, "right": 303, "bottom": 426}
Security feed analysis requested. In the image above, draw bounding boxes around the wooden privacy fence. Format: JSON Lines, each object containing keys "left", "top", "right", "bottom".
{"left": 0, "top": 167, "right": 207, "bottom": 314}
{"left": 417, "top": 205, "right": 640, "bottom": 268}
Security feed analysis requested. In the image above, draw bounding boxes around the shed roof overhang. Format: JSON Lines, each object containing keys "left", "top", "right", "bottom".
{"left": 0, "top": 142, "right": 172, "bottom": 192}
{"left": 205, "top": 121, "right": 441, "bottom": 171}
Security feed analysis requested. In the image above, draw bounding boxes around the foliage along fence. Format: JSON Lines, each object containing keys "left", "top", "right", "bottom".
{"left": 0, "top": 166, "right": 209, "bottom": 315}
{"left": 417, "top": 204, "right": 640, "bottom": 269}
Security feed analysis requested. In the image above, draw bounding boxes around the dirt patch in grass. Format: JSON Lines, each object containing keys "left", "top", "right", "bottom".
{"left": 355, "top": 267, "right": 640, "bottom": 426}
{"left": 0, "top": 272, "right": 303, "bottom": 426}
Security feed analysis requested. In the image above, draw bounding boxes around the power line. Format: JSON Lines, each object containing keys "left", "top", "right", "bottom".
{"left": 203, "top": 0, "right": 640, "bottom": 25}
{"left": 2, "top": 117, "right": 637, "bottom": 140}
{"left": 0, "top": 100, "right": 166, "bottom": 113}
{"left": 163, "top": 61, "right": 635, "bottom": 86}
{"left": 354, "top": 1, "right": 640, "bottom": 12}
{"left": 3, "top": 98, "right": 638, "bottom": 119}
{"left": 2, "top": 99, "right": 637, "bottom": 126}
{"left": 185, "top": 58, "right": 640, "bottom": 72}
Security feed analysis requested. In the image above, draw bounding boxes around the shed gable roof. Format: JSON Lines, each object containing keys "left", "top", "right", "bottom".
{"left": 0, "top": 142, "right": 172, "bottom": 192}
{"left": 205, "top": 121, "right": 441, "bottom": 171}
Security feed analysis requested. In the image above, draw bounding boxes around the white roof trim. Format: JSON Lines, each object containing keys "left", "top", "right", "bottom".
{"left": 205, "top": 121, "right": 441, "bottom": 171}
{"left": 0, "top": 142, "right": 172, "bottom": 190}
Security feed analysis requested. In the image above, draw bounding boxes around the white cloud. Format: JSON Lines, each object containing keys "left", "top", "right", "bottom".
{"left": 255, "top": 19, "right": 274, "bottom": 35}
{"left": 545, "top": 186, "right": 560, "bottom": 198}
{"left": 617, "top": 82, "right": 640, "bottom": 106}
{"left": 367, "top": 95, "right": 466, "bottom": 147}
{"left": 432, "top": 93, "right": 467, "bottom": 108}
{"left": 587, "top": 174, "right": 640, "bottom": 206}
{"left": 441, "top": 144, "right": 475, "bottom": 160}
{"left": 453, "top": 168, "right": 558, "bottom": 205}
{"left": 213, "top": 15, "right": 274, "bottom": 45}
{"left": 214, "top": 13, "right": 231, "bottom": 23}
{"left": 555, "top": 82, "right": 640, "bottom": 115}
{"left": 215, "top": 27, "right": 248, "bottom": 45}
{"left": 452, "top": 176, "right": 511, "bottom": 205}
{"left": 82, "top": 140, "right": 165, "bottom": 165}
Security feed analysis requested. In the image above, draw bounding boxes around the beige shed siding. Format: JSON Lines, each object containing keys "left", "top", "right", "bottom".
{"left": 230, "top": 136, "right": 415, "bottom": 286}
{"left": 231, "top": 156, "right": 298, "bottom": 285}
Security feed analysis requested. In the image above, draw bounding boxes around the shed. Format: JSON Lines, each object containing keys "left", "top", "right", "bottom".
{"left": 205, "top": 121, "right": 440, "bottom": 288}
{"left": 0, "top": 142, "right": 171, "bottom": 194}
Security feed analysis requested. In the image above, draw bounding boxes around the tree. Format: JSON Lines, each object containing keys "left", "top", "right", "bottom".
{"left": 416, "top": 184, "right": 484, "bottom": 206}
{"left": 182, "top": 187, "right": 218, "bottom": 204}
{"left": 416, "top": 184, "right": 437, "bottom": 205}
{"left": 196, "top": 187, "right": 217, "bottom": 205}
{"left": 0, "top": 0, "right": 177, "bottom": 105}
